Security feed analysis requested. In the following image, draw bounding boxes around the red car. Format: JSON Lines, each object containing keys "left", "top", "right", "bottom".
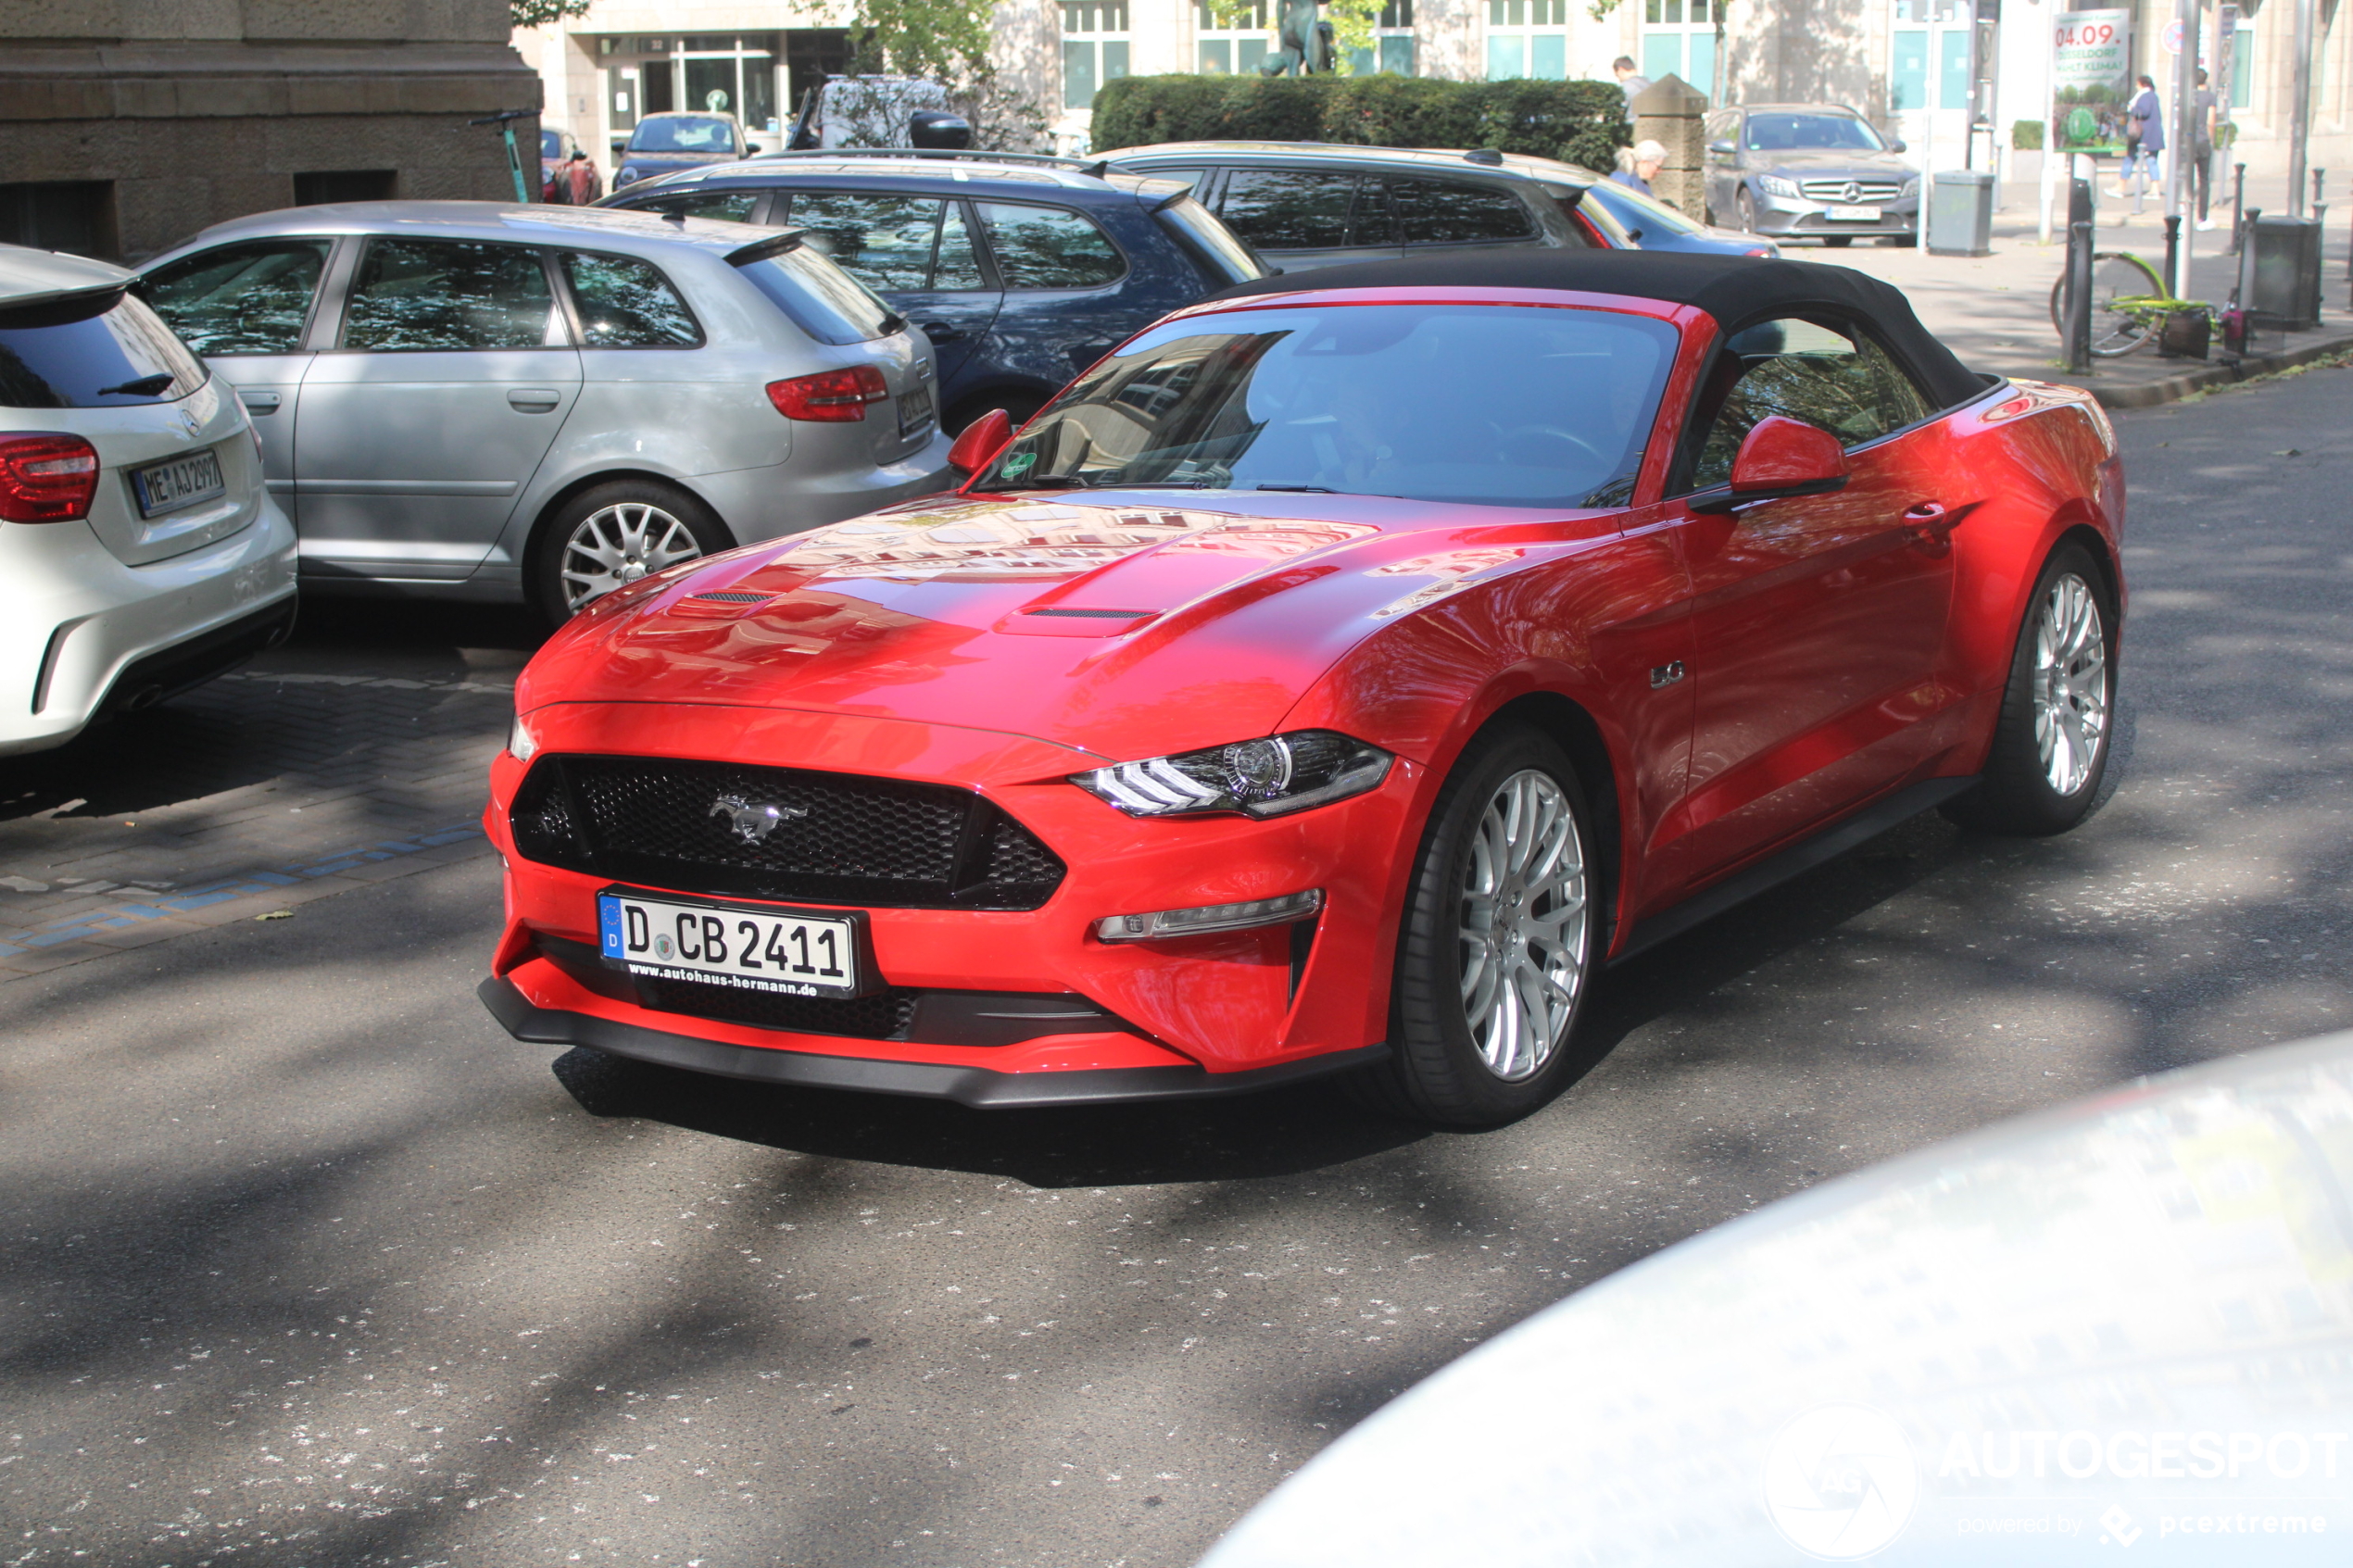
{"left": 480, "top": 252, "right": 2124, "bottom": 1127}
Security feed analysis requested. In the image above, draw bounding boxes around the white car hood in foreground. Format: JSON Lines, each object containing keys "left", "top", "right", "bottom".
{"left": 1202, "top": 1035, "right": 2353, "bottom": 1566}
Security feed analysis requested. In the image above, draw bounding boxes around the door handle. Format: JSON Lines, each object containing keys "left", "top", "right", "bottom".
{"left": 1903, "top": 501, "right": 1970, "bottom": 546}
{"left": 239, "top": 391, "right": 282, "bottom": 413}
{"left": 507, "top": 389, "right": 562, "bottom": 412}
{"left": 917, "top": 320, "right": 963, "bottom": 343}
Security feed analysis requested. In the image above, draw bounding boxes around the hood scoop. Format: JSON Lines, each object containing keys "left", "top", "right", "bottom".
{"left": 666, "top": 590, "right": 776, "bottom": 620}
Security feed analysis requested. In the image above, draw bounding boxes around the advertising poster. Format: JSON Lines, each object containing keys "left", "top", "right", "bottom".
{"left": 2052, "top": 8, "right": 2133, "bottom": 155}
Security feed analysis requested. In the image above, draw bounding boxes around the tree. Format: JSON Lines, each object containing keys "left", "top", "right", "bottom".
{"left": 510, "top": 0, "right": 592, "bottom": 28}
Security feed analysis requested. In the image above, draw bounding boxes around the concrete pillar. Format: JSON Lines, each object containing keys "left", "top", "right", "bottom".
{"left": 1633, "top": 72, "right": 1709, "bottom": 216}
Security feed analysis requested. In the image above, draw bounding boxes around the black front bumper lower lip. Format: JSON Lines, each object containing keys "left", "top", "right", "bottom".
{"left": 478, "top": 976, "right": 1387, "bottom": 1110}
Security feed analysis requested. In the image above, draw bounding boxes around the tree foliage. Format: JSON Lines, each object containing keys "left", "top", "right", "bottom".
{"left": 510, "top": 0, "right": 592, "bottom": 29}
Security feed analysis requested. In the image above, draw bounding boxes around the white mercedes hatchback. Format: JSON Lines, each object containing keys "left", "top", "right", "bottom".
{"left": 0, "top": 245, "right": 297, "bottom": 757}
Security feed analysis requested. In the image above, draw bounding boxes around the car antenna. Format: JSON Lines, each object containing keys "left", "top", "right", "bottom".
{"left": 661, "top": 208, "right": 686, "bottom": 224}
{"left": 1465, "top": 147, "right": 1504, "bottom": 165}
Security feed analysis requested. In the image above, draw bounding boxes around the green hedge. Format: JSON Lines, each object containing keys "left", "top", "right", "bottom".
{"left": 1090, "top": 74, "right": 1631, "bottom": 174}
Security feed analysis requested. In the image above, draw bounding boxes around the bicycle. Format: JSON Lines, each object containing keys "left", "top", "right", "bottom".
{"left": 2046, "top": 250, "right": 2170, "bottom": 357}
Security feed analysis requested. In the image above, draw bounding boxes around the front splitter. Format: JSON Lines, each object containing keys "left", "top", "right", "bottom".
{"left": 479, "top": 977, "right": 1389, "bottom": 1110}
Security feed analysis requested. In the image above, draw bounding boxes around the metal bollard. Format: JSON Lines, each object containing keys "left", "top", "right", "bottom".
{"left": 2164, "top": 215, "right": 2183, "bottom": 298}
{"left": 2232, "top": 163, "right": 2247, "bottom": 253}
{"left": 2067, "top": 178, "right": 2095, "bottom": 372}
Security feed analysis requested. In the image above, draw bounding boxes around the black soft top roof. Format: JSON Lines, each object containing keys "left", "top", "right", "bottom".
{"left": 1200, "top": 250, "right": 1982, "bottom": 409}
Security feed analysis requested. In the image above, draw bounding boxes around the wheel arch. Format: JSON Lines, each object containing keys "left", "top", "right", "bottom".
{"left": 522, "top": 468, "right": 738, "bottom": 566}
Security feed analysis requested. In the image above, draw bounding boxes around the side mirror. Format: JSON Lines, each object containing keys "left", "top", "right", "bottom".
{"left": 1889, "top": 138, "right": 1908, "bottom": 154}
{"left": 948, "top": 407, "right": 1014, "bottom": 477}
{"left": 1692, "top": 416, "right": 1850, "bottom": 513}
{"left": 1707, "top": 138, "right": 1736, "bottom": 156}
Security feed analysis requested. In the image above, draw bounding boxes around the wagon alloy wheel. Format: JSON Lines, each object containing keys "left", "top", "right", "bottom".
{"left": 1457, "top": 770, "right": 1589, "bottom": 1082}
{"left": 2032, "top": 571, "right": 2109, "bottom": 797}
{"left": 1943, "top": 543, "right": 2118, "bottom": 837}
{"left": 529, "top": 479, "right": 732, "bottom": 625}
{"left": 1354, "top": 727, "right": 1601, "bottom": 1127}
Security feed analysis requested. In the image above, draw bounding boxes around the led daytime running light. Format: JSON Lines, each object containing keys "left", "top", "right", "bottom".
{"left": 1096, "top": 889, "right": 1323, "bottom": 942}
{"left": 1073, "top": 731, "right": 1392, "bottom": 819}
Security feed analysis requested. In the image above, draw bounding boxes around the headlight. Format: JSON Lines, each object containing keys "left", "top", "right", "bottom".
{"left": 1757, "top": 174, "right": 1802, "bottom": 200}
{"left": 614, "top": 168, "right": 639, "bottom": 187}
{"left": 1900, "top": 176, "right": 1920, "bottom": 197}
{"left": 1073, "top": 731, "right": 1393, "bottom": 819}
{"left": 508, "top": 712, "right": 538, "bottom": 762}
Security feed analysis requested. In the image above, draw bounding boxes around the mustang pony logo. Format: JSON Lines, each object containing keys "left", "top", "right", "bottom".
{"left": 709, "top": 794, "right": 809, "bottom": 845}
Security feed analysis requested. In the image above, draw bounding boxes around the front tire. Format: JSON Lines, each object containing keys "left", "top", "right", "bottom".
{"left": 1943, "top": 543, "right": 2117, "bottom": 835}
{"left": 529, "top": 480, "right": 732, "bottom": 624}
{"left": 1735, "top": 190, "right": 1758, "bottom": 233}
{"left": 1354, "top": 728, "right": 1600, "bottom": 1126}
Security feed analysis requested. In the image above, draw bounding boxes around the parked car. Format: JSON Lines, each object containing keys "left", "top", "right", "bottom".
{"left": 1577, "top": 172, "right": 1780, "bottom": 257}
{"left": 479, "top": 251, "right": 2124, "bottom": 1124}
{"left": 1199, "top": 1031, "right": 2353, "bottom": 1565}
{"left": 135, "top": 203, "right": 950, "bottom": 622}
{"left": 603, "top": 150, "right": 1269, "bottom": 432}
{"left": 1092, "top": 142, "right": 1616, "bottom": 271}
{"left": 0, "top": 245, "right": 297, "bottom": 756}
{"left": 613, "top": 112, "right": 757, "bottom": 192}
{"left": 1702, "top": 104, "right": 1920, "bottom": 245}
{"left": 540, "top": 126, "right": 584, "bottom": 193}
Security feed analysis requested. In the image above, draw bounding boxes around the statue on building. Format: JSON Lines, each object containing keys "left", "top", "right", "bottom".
{"left": 1260, "top": 0, "right": 1335, "bottom": 75}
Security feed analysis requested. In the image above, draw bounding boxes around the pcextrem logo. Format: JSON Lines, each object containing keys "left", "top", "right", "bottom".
{"left": 1764, "top": 1405, "right": 1920, "bottom": 1560}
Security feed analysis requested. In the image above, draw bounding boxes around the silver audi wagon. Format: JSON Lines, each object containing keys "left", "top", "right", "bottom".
{"left": 137, "top": 203, "right": 952, "bottom": 620}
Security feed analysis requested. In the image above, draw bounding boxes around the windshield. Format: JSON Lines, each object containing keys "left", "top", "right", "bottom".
{"left": 734, "top": 241, "right": 900, "bottom": 345}
{"left": 629, "top": 116, "right": 736, "bottom": 154}
{"left": 1743, "top": 114, "right": 1887, "bottom": 153}
{"left": 0, "top": 289, "right": 208, "bottom": 409}
{"left": 541, "top": 129, "right": 563, "bottom": 158}
{"left": 975, "top": 304, "right": 1678, "bottom": 509}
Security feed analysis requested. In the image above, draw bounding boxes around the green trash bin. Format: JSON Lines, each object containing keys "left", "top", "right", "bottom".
{"left": 1927, "top": 169, "right": 1994, "bottom": 257}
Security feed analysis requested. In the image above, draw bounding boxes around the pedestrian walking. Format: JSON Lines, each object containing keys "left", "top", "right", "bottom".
{"left": 2119, "top": 74, "right": 2164, "bottom": 200}
{"left": 1614, "top": 56, "right": 1652, "bottom": 105}
{"left": 2191, "top": 67, "right": 2218, "bottom": 229}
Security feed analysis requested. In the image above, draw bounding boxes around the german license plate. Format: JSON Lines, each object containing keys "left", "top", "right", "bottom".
{"left": 597, "top": 888, "right": 867, "bottom": 999}
{"left": 1826, "top": 205, "right": 1882, "bottom": 221}
{"left": 130, "top": 448, "right": 225, "bottom": 517}
{"left": 898, "top": 383, "right": 934, "bottom": 437}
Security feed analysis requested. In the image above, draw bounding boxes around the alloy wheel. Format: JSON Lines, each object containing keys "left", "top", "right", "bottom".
{"left": 559, "top": 501, "right": 707, "bottom": 613}
{"left": 2032, "top": 571, "right": 2109, "bottom": 797}
{"left": 1457, "top": 769, "right": 1590, "bottom": 1082}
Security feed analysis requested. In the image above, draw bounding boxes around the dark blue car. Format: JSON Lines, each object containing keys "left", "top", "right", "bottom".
{"left": 601, "top": 151, "right": 1268, "bottom": 432}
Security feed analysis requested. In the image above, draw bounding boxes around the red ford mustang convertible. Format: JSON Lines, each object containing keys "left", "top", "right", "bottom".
{"left": 481, "top": 251, "right": 2123, "bottom": 1126}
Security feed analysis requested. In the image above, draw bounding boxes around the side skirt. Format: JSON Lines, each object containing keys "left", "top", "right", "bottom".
{"left": 1610, "top": 776, "right": 1977, "bottom": 967}
{"left": 479, "top": 976, "right": 1390, "bottom": 1110}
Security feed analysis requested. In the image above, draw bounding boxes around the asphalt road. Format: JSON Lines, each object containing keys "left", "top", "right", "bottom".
{"left": 6, "top": 366, "right": 2351, "bottom": 1568}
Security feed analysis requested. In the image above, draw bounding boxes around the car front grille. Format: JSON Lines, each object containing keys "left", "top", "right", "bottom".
{"left": 510, "top": 754, "right": 1064, "bottom": 910}
{"left": 1799, "top": 179, "right": 1904, "bottom": 204}
{"left": 637, "top": 973, "right": 923, "bottom": 1039}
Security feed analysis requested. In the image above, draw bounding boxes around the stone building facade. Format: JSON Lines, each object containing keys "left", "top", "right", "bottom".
{"left": 2, "top": 0, "right": 540, "bottom": 263}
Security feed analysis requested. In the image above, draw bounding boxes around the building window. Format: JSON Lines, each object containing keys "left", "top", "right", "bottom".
{"left": 1064, "top": 1, "right": 1132, "bottom": 109}
{"left": 1641, "top": 0, "right": 1718, "bottom": 95}
{"left": 1891, "top": 0, "right": 1969, "bottom": 113}
{"left": 0, "top": 182, "right": 117, "bottom": 260}
{"left": 1352, "top": 0, "right": 1417, "bottom": 75}
{"left": 1199, "top": 1, "right": 1273, "bottom": 75}
{"left": 294, "top": 170, "right": 396, "bottom": 205}
{"left": 2229, "top": 22, "right": 2254, "bottom": 110}
{"left": 1487, "top": 0, "right": 1567, "bottom": 80}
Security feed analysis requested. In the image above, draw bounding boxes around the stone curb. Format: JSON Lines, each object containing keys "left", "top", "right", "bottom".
{"left": 2082, "top": 331, "right": 2353, "bottom": 410}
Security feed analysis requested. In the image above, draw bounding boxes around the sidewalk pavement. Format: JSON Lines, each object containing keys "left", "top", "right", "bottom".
{"left": 0, "top": 603, "right": 538, "bottom": 979}
{"left": 1819, "top": 170, "right": 2353, "bottom": 407}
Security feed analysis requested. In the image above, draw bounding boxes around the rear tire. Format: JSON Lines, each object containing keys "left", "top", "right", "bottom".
{"left": 1942, "top": 542, "right": 2118, "bottom": 836}
{"left": 528, "top": 479, "right": 732, "bottom": 625}
{"left": 1350, "top": 727, "right": 1600, "bottom": 1127}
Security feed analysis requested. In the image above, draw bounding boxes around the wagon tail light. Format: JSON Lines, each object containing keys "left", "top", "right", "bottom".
{"left": 766, "top": 364, "right": 889, "bottom": 422}
{"left": 0, "top": 433, "right": 100, "bottom": 522}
